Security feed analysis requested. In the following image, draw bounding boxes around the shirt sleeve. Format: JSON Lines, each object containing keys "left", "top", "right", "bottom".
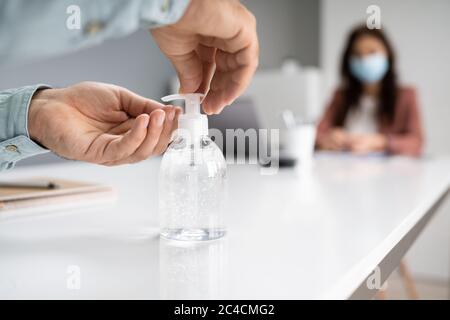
{"left": 315, "top": 89, "right": 342, "bottom": 149}
{"left": 139, "top": 0, "right": 191, "bottom": 28}
{"left": 0, "top": 0, "right": 191, "bottom": 66}
{"left": 386, "top": 88, "right": 424, "bottom": 156}
{"left": 0, "top": 85, "right": 50, "bottom": 171}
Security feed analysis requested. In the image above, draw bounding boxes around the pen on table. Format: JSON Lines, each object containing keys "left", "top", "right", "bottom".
{"left": 0, "top": 181, "right": 59, "bottom": 189}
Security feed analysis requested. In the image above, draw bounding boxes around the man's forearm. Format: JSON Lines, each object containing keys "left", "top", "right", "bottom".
{"left": 0, "top": 0, "right": 190, "bottom": 66}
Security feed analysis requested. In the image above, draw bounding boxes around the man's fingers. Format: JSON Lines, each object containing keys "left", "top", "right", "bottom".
{"left": 173, "top": 45, "right": 216, "bottom": 97}
{"left": 202, "top": 64, "right": 254, "bottom": 114}
{"left": 127, "top": 109, "right": 166, "bottom": 162}
{"left": 152, "top": 0, "right": 258, "bottom": 113}
{"left": 102, "top": 114, "right": 149, "bottom": 161}
{"left": 106, "top": 106, "right": 182, "bottom": 166}
{"left": 202, "top": 37, "right": 258, "bottom": 114}
{"left": 152, "top": 106, "right": 177, "bottom": 155}
{"left": 118, "top": 87, "right": 166, "bottom": 117}
{"left": 195, "top": 44, "right": 217, "bottom": 94}
{"left": 108, "top": 118, "right": 135, "bottom": 135}
{"left": 169, "top": 51, "right": 204, "bottom": 94}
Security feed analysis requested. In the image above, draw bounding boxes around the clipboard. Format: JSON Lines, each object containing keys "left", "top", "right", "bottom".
{"left": 0, "top": 178, "right": 116, "bottom": 212}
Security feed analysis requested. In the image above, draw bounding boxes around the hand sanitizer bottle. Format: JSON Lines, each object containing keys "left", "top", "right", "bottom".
{"left": 159, "top": 93, "right": 227, "bottom": 241}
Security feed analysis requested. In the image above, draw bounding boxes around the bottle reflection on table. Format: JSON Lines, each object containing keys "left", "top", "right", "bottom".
{"left": 159, "top": 238, "right": 227, "bottom": 299}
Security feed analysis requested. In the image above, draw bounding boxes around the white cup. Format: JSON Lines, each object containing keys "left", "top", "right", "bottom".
{"left": 282, "top": 122, "right": 316, "bottom": 167}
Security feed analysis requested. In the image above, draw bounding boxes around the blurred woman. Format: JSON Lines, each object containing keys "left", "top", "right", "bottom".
{"left": 316, "top": 25, "right": 424, "bottom": 156}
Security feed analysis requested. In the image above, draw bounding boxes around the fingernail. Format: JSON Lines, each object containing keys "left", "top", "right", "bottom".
{"left": 141, "top": 115, "right": 150, "bottom": 128}
{"left": 168, "top": 109, "right": 175, "bottom": 121}
{"left": 154, "top": 112, "right": 165, "bottom": 126}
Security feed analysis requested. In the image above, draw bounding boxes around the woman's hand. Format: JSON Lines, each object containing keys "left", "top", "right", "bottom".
{"left": 28, "top": 82, "right": 181, "bottom": 166}
{"left": 317, "top": 128, "right": 350, "bottom": 151}
{"left": 348, "top": 133, "right": 388, "bottom": 155}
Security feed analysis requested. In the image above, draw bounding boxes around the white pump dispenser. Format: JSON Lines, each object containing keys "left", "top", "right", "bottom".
{"left": 161, "top": 93, "right": 208, "bottom": 139}
{"left": 158, "top": 93, "right": 227, "bottom": 242}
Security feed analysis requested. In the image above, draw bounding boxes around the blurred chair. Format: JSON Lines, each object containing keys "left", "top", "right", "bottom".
{"left": 241, "top": 61, "right": 323, "bottom": 130}
{"left": 376, "top": 260, "right": 419, "bottom": 300}
{"left": 399, "top": 260, "right": 419, "bottom": 299}
{"left": 208, "top": 97, "right": 261, "bottom": 162}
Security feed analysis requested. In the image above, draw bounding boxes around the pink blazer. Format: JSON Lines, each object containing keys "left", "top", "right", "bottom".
{"left": 316, "top": 86, "right": 424, "bottom": 156}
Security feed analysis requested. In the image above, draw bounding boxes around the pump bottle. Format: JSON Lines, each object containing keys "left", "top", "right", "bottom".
{"left": 159, "top": 93, "right": 227, "bottom": 241}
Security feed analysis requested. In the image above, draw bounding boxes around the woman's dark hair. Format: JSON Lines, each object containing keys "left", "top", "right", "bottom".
{"left": 334, "top": 25, "right": 398, "bottom": 127}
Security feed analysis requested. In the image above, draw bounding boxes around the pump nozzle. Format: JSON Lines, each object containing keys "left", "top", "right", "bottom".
{"left": 161, "top": 93, "right": 208, "bottom": 137}
{"left": 162, "top": 93, "right": 204, "bottom": 115}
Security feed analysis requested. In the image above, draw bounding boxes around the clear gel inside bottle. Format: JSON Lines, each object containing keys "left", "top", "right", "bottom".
{"left": 159, "top": 94, "right": 227, "bottom": 241}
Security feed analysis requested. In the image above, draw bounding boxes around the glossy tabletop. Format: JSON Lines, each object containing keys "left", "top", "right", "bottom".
{"left": 0, "top": 153, "right": 449, "bottom": 299}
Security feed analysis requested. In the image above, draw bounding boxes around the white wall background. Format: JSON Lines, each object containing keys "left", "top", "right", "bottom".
{"left": 320, "top": 0, "right": 450, "bottom": 280}
{"left": 242, "top": 0, "right": 320, "bottom": 68}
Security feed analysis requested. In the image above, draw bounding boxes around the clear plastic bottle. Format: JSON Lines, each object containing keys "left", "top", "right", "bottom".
{"left": 159, "top": 94, "right": 227, "bottom": 241}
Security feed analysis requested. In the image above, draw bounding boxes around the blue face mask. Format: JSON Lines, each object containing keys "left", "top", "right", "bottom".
{"left": 349, "top": 53, "right": 389, "bottom": 84}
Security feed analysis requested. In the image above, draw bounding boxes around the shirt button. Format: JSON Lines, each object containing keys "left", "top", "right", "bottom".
{"left": 161, "top": 0, "right": 171, "bottom": 12}
{"left": 5, "top": 145, "right": 19, "bottom": 153}
{"left": 83, "top": 20, "right": 105, "bottom": 35}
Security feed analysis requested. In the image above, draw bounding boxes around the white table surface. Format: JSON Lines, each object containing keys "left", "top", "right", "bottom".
{"left": 0, "top": 153, "right": 449, "bottom": 299}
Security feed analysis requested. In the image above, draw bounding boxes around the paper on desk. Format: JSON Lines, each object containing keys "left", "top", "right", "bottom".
{"left": 0, "top": 178, "right": 117, "bottom": 214}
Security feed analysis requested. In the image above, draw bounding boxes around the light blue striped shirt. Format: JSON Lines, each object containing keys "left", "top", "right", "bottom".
{"left": 0, "top": 0, "right": 190, "bottom": 170}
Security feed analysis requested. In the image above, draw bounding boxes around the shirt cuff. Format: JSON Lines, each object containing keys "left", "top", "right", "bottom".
{"left": 0, "top": 135, "right": 48, "bottom": 163}
{"left": 0, "top": 84, "right": 50, "bottom": 170}
{"left": 139, "top": 0, "right": 191, "bottom": 28}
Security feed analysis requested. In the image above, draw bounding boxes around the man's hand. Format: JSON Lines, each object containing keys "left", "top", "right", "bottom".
{"left": 151, "top": 0, "right": 259, "bottom": 114}
{"left": 28, "top": 82, "right": 180, "bottom": 166}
